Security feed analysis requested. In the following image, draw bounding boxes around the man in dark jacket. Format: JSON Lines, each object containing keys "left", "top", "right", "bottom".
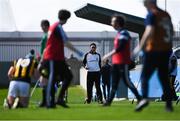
{"left": 101, "top": 59, "right": 111, "bottom": 101}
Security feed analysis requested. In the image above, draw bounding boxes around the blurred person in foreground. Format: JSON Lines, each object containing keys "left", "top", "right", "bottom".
{"left": 133, "top": 0, "right": 174, "bottom": 112}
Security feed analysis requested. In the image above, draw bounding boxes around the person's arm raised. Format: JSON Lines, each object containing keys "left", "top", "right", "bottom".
{"left": 64, "top": 41, "right": 83, "bottom": 57}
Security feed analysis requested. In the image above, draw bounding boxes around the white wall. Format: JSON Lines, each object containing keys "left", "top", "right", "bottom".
{"left": 80, "top": 67, "right": 87, "bottom": 90}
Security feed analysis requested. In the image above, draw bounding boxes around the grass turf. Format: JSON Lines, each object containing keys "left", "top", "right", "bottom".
{"left": 0, "top": 86, "right": 180, "bottom": 120}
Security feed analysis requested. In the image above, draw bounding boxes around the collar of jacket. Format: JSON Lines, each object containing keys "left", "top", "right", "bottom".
{"left": 89, "top": 51, "right": 97, "bottom": 54}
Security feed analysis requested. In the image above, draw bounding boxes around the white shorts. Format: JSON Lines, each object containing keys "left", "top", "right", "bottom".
{"left": 8, "top": 81, "right": 30, "bottom": 97}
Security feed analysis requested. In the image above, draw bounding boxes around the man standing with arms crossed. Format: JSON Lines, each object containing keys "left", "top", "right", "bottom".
{"left": 83, "top": 43, "right": 103, "bottom": 104}
{"left": 43, "top": 9, "right": 83, "bottom": 108}
{"left": 133, "top": 0, "right": 174, "bottom": 112}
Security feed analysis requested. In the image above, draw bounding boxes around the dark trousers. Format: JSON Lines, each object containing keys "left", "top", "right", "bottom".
{"left": 169, "top": 75, "right": 178, "bottom": 100}
{"left": 102, "top": 79, "right": 110, "bottom": 101}
{"left": 162, "top": 75, "right": 178, "bottom": 101}
{"left": 86, "top": 71, "right": 102, "bottom": 103}
{"left": 46, "top": 60, "right": 72, "bottom": 107}
{"left": 141, "top": 51, "right": 172, "bottom": 104}
{"left": 108, "top": 64, "right": 141, "bottom": 103}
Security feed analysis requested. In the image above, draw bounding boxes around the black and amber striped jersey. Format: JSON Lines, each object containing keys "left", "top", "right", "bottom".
{"left": 12, "top": 57, "right": 38, "bottom": 83}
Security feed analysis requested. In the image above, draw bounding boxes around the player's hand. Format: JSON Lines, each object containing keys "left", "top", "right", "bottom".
{"left": 102, "top": 54, "right": 110, "bottom": 61}
{"left": 132, "top": 46, "right": 140, "bottom": 58}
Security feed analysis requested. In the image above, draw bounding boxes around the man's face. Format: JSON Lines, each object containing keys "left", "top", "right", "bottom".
{"left": 111, "top": 17, "right": 119, "bottom": 30}
{"left": 41, "top": 25, "right": 49, "bottom": 33}
{"left": 143, "top": 0, "right": 151, "bottom": 10}
{"left": 60, "top": 20, "right": 67, "bottom": 25}
{"left": 90, "top": 45, "right": 96, "bottom": 52}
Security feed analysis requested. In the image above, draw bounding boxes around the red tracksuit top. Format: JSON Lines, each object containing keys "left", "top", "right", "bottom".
{"left": 43, "top": 22, "right": 65, "bottom": 61}
{"left": 112, "top": 32, "right": 131, "bottom": 65}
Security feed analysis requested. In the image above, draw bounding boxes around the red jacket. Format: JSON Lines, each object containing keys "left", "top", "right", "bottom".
{"left": 112, "top": 32, "right": 131, "bottom": 64}
{"left": 43, "top": 22, "right": 65, "bottom": 61}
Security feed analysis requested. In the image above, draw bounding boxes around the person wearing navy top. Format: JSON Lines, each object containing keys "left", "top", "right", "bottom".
{"left": 101, "top": 59, "right": 111, "bottom": 101}
{"left": 133, "top": 0, "right": 173, "bottom": 112}
{"left": 102, "top": 15, "right": 141, "bottom": 106}
{"left": 161, "top": 52, "right": 178, "bottom": 101}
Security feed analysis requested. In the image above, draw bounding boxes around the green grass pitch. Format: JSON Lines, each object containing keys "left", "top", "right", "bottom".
{"left": 0, "top": 86, "right": 180, "bottom": 120}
